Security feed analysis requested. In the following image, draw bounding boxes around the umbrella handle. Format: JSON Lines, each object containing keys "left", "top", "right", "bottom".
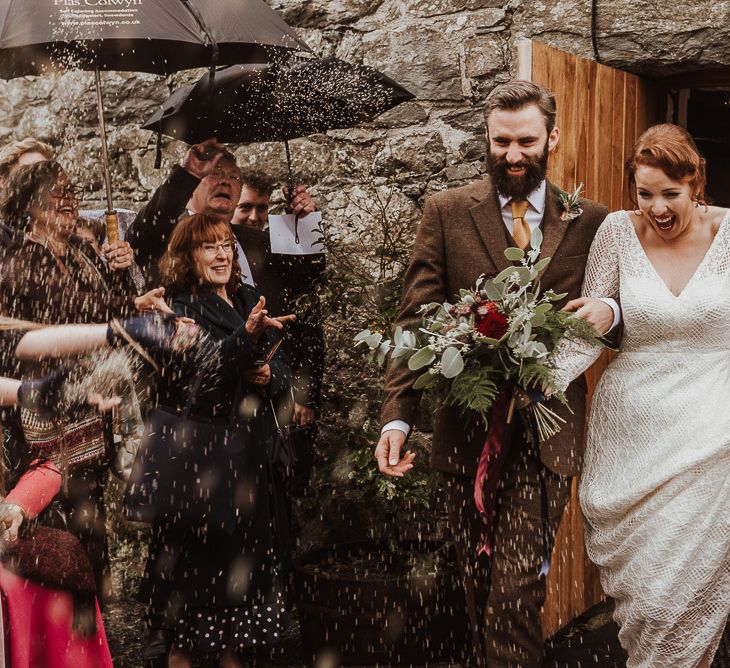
{"left": 105, "top": 210, "right": 119, "bottom": 244}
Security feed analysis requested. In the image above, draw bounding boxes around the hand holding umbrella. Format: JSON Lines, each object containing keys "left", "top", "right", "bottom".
{"left": 181, "top": 138, "right": 229, "bottom": 180}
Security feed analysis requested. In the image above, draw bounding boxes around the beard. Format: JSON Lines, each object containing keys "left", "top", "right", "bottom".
{"left": 486, "top": 140, "right": 549, "bottom": 200}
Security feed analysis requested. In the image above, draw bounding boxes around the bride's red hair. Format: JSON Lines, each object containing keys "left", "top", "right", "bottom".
{"left": 627, "top": 123, "right": 708, "bottom": 205}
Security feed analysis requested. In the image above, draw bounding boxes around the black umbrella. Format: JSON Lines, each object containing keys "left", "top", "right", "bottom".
{"left": 141, "top": 57, "right": 415, "bottom": 193}
{"left": 0, "top": 0, "right": 310, "bottom": 240}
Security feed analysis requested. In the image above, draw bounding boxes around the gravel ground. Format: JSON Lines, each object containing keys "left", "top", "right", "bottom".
{"left": 102, "top": 538, "right": 727, "bottom": 668}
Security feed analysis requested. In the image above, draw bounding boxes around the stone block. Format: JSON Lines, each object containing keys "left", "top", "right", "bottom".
{"left": 270, "top": 0, "right": 385, "bottom": 28}
{"left": 372, "top": 131, "right": 447, "bottom": 177}
{"left": 463, "top": 34, "right": 506, "bottom": 78}
{"left": 362, "top": 23, "right": 464, "bottom": 101}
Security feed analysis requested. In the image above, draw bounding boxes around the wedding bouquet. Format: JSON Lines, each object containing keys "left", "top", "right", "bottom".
{"left": 355, "top": 228, "right": 602, "bottom": 442}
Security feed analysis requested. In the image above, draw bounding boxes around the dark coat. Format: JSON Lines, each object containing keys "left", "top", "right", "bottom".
{"left": 232, "top": 225, "right": 325, "bottom": 407}
{"left": 166, "top": 282, "right": 291, "bottom": 420}
{"left": 380, "top": 177, "right": 609, "bottom": 478}
{"left": 141, "top": 282, "right": 291, "bottom": 617}
{"left": 0, "top": 234, "right": 137, "bottom": 326}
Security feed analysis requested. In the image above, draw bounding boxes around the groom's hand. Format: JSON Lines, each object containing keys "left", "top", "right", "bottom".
{"left": 562, "top": 297, "right": 614, "bottom": 335}
{"left": 375, "top": 430, "right": 416, "bottom": 477}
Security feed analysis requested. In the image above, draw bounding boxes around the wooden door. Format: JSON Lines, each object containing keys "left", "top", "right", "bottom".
{"left": 516, "top": 38, "right": 667, "bottom": 637}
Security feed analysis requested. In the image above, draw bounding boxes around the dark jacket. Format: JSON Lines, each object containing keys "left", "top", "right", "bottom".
{"left": 163, "top": 283, "right": 291, "bottom": 421}
{"left": 232, "top": 225, "right": 325, "bottom": 407}
{"left": 0, "top": 234, "right": 137, "bottom": 326}
{"left": 126, "top": 165, "right": 198, "bottom": 278}
{"left": 381, "top": 177, "right": 609, "bottom": 478}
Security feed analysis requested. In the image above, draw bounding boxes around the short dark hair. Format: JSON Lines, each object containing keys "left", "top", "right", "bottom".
{"left": 159, "top": 213, "right": 242, "bottom": 298}
{"left": 0, "top": 160, "right": 64, "bottom": 232}
{"left": 239, "top": 169, "right": 275, "bottom": 197}
{"left": 483, "top": 80, "right": 557, "bottom": 133}
{"left": 76, "top": 216, "right": 106, "bottom": 246}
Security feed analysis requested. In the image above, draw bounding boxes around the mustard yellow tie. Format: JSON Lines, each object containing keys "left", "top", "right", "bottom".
{"left": 510, "top": 199, "right": 531, "bottom": 249}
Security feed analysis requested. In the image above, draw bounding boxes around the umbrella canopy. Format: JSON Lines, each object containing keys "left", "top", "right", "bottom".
{"left": 141, "top": 56, "right": 415, "bottom": 144}
{"left": 0, "top": 0, "right": 310, "bottom": 241}
{"left": 0, "top": 0, "right": 310, "bottom": 78}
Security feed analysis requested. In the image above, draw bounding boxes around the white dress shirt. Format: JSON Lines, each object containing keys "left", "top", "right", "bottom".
{"left": 382, "top": 181, "right": 620, "bottom": 438}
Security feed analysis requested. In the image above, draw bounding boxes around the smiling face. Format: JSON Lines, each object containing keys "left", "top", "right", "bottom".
{"left": 485, "top": 103, "right": 559, "bottom": 199}
{"left": 30, "top": 170, "right": 78, "bottom": 242}
{"left": 634, "top": 165, "right": 697, "bottom": 240}
{"left": 188, "top": 156, "right": 242, "bottom": 220}
{"left": 232, "top": 186, "right": 270, "bottom": 230}
{"left": 192, "top": 231, "right": 236, "bottom": 290}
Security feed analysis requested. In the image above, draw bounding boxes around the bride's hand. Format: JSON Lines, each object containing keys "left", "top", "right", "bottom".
{"left": 562, "top": 297, "right": 614, "bottom": 335}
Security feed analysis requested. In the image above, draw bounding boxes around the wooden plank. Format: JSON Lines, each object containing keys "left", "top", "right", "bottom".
{"left": 610, "top": 71, "right": 627, "bottom": 211}
{"left": 622, "top": 75, "right": 638, "bottom": 209}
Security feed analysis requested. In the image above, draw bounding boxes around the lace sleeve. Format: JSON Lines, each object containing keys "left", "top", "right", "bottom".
{"left": 550, "top": 214, "right": 621, "bottom": 392}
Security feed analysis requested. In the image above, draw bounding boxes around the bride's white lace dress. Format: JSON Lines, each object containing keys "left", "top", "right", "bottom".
{"left": 553, "top": 210, "right": 730, "bottom": 668}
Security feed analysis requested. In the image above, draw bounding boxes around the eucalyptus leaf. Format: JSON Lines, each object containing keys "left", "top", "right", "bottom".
{"left": 504, "top": 247, "right": 525, "bottom": 261}
{"left": 376, "top": 341, "right": 391, "bottom": 366}
{"left": 408, "top": 347, "right": 436, "bottom": 371}
{"left": 363, "top": 332, "right": 383, "bottom": 349}
{"left": 495, "top": 267, "right": 516, "bottom": 283}
{"left": 483, "top": 281, "right": 502, "bottom": 301}
{"left": 534, "top": 257, "right": 551, "bottom": 273}
{"left": 441, "top": 347, "right": 465, "bottom": 379}
{"left": 531, "top": 312, "right": 546, "bottom": 327}
{"left": 393, "top": 326, "right": 404, "bottom": 347}
{"left": 544, "top": 290, "right": 568, "bottom": 301}
{"left": 413, "top": 370, "right": 437, "bottom": 390}
{"left": 353, "top": 329, "right": 373, "bottom": 343}
{"left": 392, "top": 344, "right": 414, "bottom": 361}
{"left": 515, "top": 267, "right": 533, "bottom": 286}
{"left": 402, "top": 330, "right": 417, "bottom": 348}
{"left": 530, "top": 226, "right": 543, "bottom": 250}
{"left": 475, "top": 336, "right": 501, "bottom": 346}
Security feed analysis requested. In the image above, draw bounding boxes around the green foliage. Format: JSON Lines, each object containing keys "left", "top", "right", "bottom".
{"left": 447, "top": 364, "right": 500, "bottom": 427}
{"left": 315, "top": 180, "right": 439, "bottom": 549}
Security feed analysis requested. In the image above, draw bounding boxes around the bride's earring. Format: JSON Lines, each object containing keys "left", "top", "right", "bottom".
{"left": 634, "top": 208, "right": 643, "bottom": 217}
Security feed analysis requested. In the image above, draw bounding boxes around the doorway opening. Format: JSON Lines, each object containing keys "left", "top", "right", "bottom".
{"left": 664, "top": 69, "right": 730, "bottom": 207}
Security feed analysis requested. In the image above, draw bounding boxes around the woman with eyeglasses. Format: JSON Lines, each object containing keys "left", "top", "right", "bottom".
{"left": 0, "top": 159, "right": 175, "bottom": 605}
{"left": 134, "top": 213, "right": 295, "bottom": 668}
{"left": 0, "top": 160, "right": 168, "bottom": 323}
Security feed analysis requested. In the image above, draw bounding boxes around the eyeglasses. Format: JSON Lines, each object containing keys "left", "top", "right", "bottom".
{"left": 49, "top": 184, "right": 80, "bottom": 199}
{"left": 199, "top": 241, "right": 236, "bottom": 256}
{"left": 209, "top": 168, "right": 242, "bottom": 184}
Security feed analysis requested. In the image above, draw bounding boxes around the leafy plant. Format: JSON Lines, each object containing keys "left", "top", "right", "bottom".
{"left": 314, "top": 179, "right": 440, "bottom": 550}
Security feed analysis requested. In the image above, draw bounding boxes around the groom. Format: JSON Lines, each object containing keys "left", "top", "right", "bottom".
{"left": 375, "top": 81, "right": 617, "bottom": 666}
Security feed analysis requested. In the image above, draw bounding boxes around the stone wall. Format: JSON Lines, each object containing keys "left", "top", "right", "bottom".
{"left": 1, "top": 1, "right": 728, "bottom": 211}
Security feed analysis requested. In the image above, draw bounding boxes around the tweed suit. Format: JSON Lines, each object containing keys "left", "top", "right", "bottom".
{"left": 380, "top": 175, "right": 608, "bottom": 666}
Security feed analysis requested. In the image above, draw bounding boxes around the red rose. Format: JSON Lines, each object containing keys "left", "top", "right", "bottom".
{"left": 474, "top": 302, "right": 508, "bottom": 339}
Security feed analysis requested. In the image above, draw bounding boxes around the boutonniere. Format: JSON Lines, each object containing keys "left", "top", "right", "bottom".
{"left": 553, "top": 183, "right": 584, "bottom": 222}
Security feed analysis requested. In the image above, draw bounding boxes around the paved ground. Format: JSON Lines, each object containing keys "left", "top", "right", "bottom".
{"left": 103, "top": 539, "right": 728, "bottom": 668}
{"left": 102, "top": 592, "right": 626, "bottom": 667}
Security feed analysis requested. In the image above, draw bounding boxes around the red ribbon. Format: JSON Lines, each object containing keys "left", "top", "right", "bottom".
{"left": 473, "top": 392, "right": 514, "bottom": 557}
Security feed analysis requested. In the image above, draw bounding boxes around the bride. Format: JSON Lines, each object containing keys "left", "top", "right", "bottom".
{"left": 553, "top": 123, "right": 729, "bottom": 668}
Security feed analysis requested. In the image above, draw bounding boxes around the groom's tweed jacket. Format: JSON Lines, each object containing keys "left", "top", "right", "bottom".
{"left": 380, "top": 176, "right": 608, "bottom": 478}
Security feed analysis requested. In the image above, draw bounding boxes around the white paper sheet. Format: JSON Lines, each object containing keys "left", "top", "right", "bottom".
{"left": 268, "top": 212, "right": 325, "bottom": 255}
